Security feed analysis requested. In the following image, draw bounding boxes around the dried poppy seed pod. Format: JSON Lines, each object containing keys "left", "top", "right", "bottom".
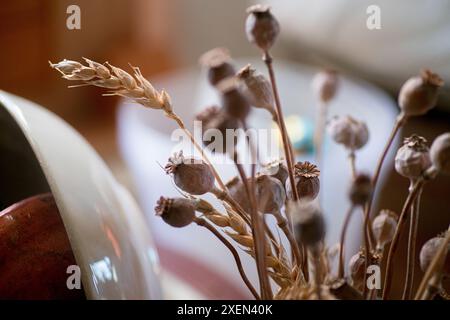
{"left": 199, "top": 47, "right": 236, "bottom": 87}
{"left": 395, "top": 135, "right": 431, "bottom": 179}
{"left": 237, "top": 64, "right": 275, "bottom": 115}
{"left": 165, "top": 151, "right": 215, "bottom": 195}
{"left": 218, "top": 78, "right": 251, "bottom": 121}
{"left": 255, "top": 174, "right": 286, "bottom": 214}
{"left": 312, "top": 70, "right": 339, "bottom": 103}
{"left": 262, "top": 159, "right": 288, "bottom": 186}
{"left": 196, "top": 106, "right": 240, "bottom": 153}
{"left": 291, "top": 202, "right": 326, "bottom": 246}
{"left": 226, "top": 176, "right": 251, "bottom": 213}
{"left": 429, "top": 132, "right": 450, "bottom": 175}
{"left": 372, "top": 209, "right": 398, "bottom": 249}
{"left": 286, "top": 162, "right": 320, "bottom": 200}
{"left": 349, "top": 251, "right": 366, "bottom": 292}
{"left": 327, "top": 115, "right": 369, "bottom": 151}
{"left": 155, "top": 196, "right": 196, "bottom": 228}
{"left": 349, "top": 173, "right": 373, "bottom": 206}
{"left": 419, "top": 233, "right": 450, "bottom": 276}
{"left": 245, "top": 4, "right": 280, "bottom": 52}
{"left": 398, "top": 69, "right": 444, "bottom": 116}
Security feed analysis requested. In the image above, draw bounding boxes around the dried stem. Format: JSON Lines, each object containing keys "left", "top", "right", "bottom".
{"left": 414, "top": 225, "right": 450, "bottom": 300}
{"left": 194, "top": 217, "right": 260, "bottom": 299}
{"left": 314, "top": 100, "right": 328, "bottom": 166}
{"left": 338, "top": 205, "right": 355, "bottom": 278}
{"left": 365, "top": 113, "right": 407, "bottom": 241}
{"left": 273, "top": 211, "right": 302, "bottom": 268}
{"left": 382, "top": 179, "right": 424, "bottom": 299}
{"left": 262, "top": 51, "right": 298, "bottom": 201}
{"left": 232, "top": 149, "right": 272, "bottom": 299}
{"left": 312, "top": 246, "right": 322, "bottom": 300}
{"left": 348, "top": 151, "right": 357, "bottom": 180}
{"left": 402, "top": 183, "right": 423, "bottom": 299}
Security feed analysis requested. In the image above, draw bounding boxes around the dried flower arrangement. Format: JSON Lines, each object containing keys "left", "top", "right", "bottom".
{"left": 49, "top": 4, "right": 449, "bottom": 300}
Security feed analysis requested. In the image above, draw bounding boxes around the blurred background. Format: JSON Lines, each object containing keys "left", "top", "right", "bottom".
{"left": 1, "top": 0, "right": 449, "bottom": 299}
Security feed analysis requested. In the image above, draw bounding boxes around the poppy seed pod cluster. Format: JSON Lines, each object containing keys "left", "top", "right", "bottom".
{"left": 165, "top": 151, "right": 215, "bottom": 195}
{"left": 395, "top": 135, "right": 431, "bottom": 179}
{"left": 155, "top": 196, "right": 196, "bottom": 228}
{"left": 372, "top": 210, "right": 398, "bottom": 249}
{"left": 195, "top": 106, "right": 240, "bottom": 153}
{"left": 419, "top": 233, "right": 450, "bottom": 276}
{"left": 245, "top": 5, "right": 280, "bottom": 52}
{"left": 312, "top": 70, "right": 339, "bottom": 103}
{"left": 199, "top": 47, "right": 236, "bottom": 87}
{"left": 237, "top": 64, "right": 275, "bottom": 115}
{"left": 398, "top": 69, "right": 444, "bottom": 117}
{"left": 327, "top": 115, "right": 369, "bottom": 152}
{"left": 429, "top": 132, "right": 450, "bottom": 175}
{"left": 286, "top": 162, "right": 320, "bottom": 200}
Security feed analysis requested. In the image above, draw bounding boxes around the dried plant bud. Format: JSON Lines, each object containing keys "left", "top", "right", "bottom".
{"left": 327, "top": 115, "right": 369, "bottom": 151}
{"left": 218, "top": 78, "right": 251, "bottom": 120}
{"left": 199, "top": 47, "right": 236, "bottom": 87}
{"left": 395, "top": 135, "right": 431, "bottom": 179}
{"left": 398, "top": 69, "right": 444, "bottom": 116}
{"left": 255, "top": 174, "right": 286, "bottom": 214}
{"left": 291, "top": 201, "right": 326, "bottom": 246}
{"left": 349, "top": 173, "right": 373, "bottom": 206}
{"left": 262, "top": 159, "right": 288, "bottom": 186}
{"left": 49, "top": 59, "right": 83, "bottom": 74}
{"left": 372, "top": 209, "right": 398, "bottom": 249}
{"left": 245, "top": 4, "right": 280, "bottom": 52}
{"left": 312, "top": 70, "right": 339, "bottom": 103}
{"left": 419, "top": 233, "right": 450, "bottom": 276}
{"left": 286, "top": 162, "right": 320, "bottom": 200}
{"left": 237, "top": 64, "right": 275, "bottom": 115}
{"left": 155, "top": 196, "right": 196, "bottom": 228}
{"left": 430, "top": 132, "right": 450, "bottom": 175}
{"left": 348, "top": 250, "right": 366, "bottom": 292}
{"left": 196, "top": 106, "right": 240, "bottom": 153}
{"left": 226, "top": 177, "right": 251, "bottom": 213}
{"left": 165, "top": 151, "right": 215, "bottom": 195}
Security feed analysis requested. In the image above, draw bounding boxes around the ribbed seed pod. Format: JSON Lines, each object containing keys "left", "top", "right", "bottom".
{"left": 419, "top": 233, "right": 450, "bottom": 276}
{"left": 395, "top": 135, "right": 431, "bottom": 179}
{"left": 372, "top": 209, "right": 398, "bottom": 249}
{"left": 286, "top": 162, "right": 320, "bottom": 200}
{"left": 165, "top": 151, "right": 215, "bottom": 195}
{"left": 255, "top": 174, "right": 286, "bottom": 214}
{"left": 349, "top": 173, "right": 373, "bottom": 206}
{"left": 155, "top": 197, "right": 196, "bottom": 228}
{"left": 312, "top": 69, "right": 339, "bottom": 103}
{"left": 262, "top": 159, "right": 289, "bottom": 186}
{"left": 429, "top": 132, "right": 450, "bottom": 175}
{"left": 199, "top": 47, "right": 236, "bottom": 87}
{"left": 218, "top": 78, "right": 251, "bottom": 121}
{"left": 327, "top": 115, "right": 369, "bottom": 151}
{"left": 245, "top": 4, "right": 280, "bottom": 52}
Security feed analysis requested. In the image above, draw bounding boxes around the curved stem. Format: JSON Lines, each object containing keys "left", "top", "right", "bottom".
{"left": 402, "top": 184, "right": 423, "bottom": 299}
{"left": 338, "top": 205, "right": 355, "bottom": 278}
{"left": 273, "top": 211, "right": 302, "bottom": 269}
{"left": 232, "top": 150, "right": 272, "bottom": 299}
{"left": 263, "top": 51, "right": 298, "bottom": 201}
{"left": 414, "top": 225, "right": 450, "bottom": 300}
{"left": 167, "top": 111, "right": 226, "bottom": 190}
{"left": 365, "top": 113, "right": 407, "bottom": 237}
{"left": 194, "top": 217, "right": 260, "bottom": 299}
{"left": 382, "top": 179, "right": 424, "bottom": 299}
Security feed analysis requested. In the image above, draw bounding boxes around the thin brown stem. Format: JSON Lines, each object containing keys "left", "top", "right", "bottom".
{"left": 263, "top": 51, "right": 298, "bottom": 201}
{"left": 194, "top": 217, "right": 260, "bottom": 299}
{"left": 349, "top": 151, "right": 357, "bottom": 180}
{"left": 314, "top": 100, "right": 328, "bottom": 166}
{"left": 232, "top": 150, "right": 272, "bottom": 299}
{"left": 272, "top": 211, "right": 302, "bottom": 269}
{"left": 362, "top": 207, "right": 372, "bottom": 299}
{"left": 402, "top": 184, "right": 423, "bottom": 299}
{"left": 338, "top": 205, "right": 355, "bottom": 278}
{"left": 167, "top": 111, "right": 226, "bottom": 190}
{"left": 382, "top": 179, "right": 424, "bottom": 299}
{"left": 365, "top": 113, "right": 407, "bottom": 239}
{"left": 414, "top": 225, "right": 450, "bottom": 300}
